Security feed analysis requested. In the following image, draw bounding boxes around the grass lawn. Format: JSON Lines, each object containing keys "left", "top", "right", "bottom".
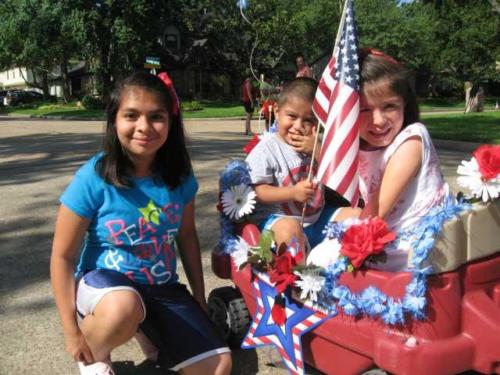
{"left": 0, "top": 103, "right": 104, "bottom": 118}
{"left": 0, "top": 100, "right": 245, "bottom": 119}
{"left": 422, "top": 111, "right": 500, "bottom": 144}
{"left": 2, "top": 97, "right": 498, "bottom": 118}
{"left": 419, "top": 97, "right": 499, "bottom": 112}
{"left": 183, "top": 101, "right": 244, "bottom": 118}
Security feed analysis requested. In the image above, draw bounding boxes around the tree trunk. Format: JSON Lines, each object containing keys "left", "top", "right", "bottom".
{"left": 61, "top": 57, "right": 71, "bottom": 103}
{"left": 40, "top": 70, "right": 50, "bottom": 99}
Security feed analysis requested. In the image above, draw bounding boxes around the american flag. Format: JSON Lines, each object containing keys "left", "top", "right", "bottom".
{"left": 313, "top": 0, "right": 360, "bottom": 206}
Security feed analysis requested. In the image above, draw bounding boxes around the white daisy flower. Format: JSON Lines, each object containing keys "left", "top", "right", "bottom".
{"left": 457, "top": 157, "right": 500, "bottom": 202}
{"left": 221, "top": 184, "right": 257, "bottom": 220}
{"left": 294, "top": 269, "right": 325, "bottom": 303}
{"left": 231, "top": 236, "right": 251, "bottom": 269}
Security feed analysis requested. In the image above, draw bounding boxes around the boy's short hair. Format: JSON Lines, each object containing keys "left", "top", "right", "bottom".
{"left": 277, "top": 77, "right": 318, "bottom": 107}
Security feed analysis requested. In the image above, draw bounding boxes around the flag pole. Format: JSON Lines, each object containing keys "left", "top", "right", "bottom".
{"left": 300, "top": 0, "right": 351, "bottom": 225}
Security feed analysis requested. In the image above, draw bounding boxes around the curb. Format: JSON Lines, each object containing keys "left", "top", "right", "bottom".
{"left": 1, "top": 108, "right": 496, "bottom": 122}
{"left": 432, "top": 139, "right": 481, "bottom": 153}
{"left": 20, "top": 115, "right": 249, "bottom": 122}
{"left": 31, "top": 114, "right": 105, "bottom": 121}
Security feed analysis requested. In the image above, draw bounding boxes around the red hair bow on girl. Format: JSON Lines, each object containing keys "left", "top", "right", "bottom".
{"left": 361, "top": 48, "right": 400, "bottom": 66}
{"left": 157, "top": 72, "right": 180, "bottom": 116}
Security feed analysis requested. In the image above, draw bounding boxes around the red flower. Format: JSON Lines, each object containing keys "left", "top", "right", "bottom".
{"left": 269, "top": 251, "right": 298, "bottom": 294}
{"left": 243, "top": 134, "right": 260, "bottom": 154}
{"left": 473, "top": 145, "right": 500, "bottom": 180}
{"left": 340, "top": 218, "right": 396, "bottom": 268}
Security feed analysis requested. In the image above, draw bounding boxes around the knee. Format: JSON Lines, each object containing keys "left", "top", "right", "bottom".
{"left": 335, "top": 207, "right": 362, "bottom": 222}
{"left": 272, "top": 217, "right": 304, "bottom": 245}
{"left": 94, "top": 290, "right": 143, "bottom": 328}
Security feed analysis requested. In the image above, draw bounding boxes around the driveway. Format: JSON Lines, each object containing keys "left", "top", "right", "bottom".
{"left": 0, "top": 116, "right": 470, "bottom": 374}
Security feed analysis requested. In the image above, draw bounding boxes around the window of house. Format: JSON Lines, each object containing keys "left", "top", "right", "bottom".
{"left": 163, "top": 25, "right": 180, "bottom": 50}
{"left": 165, "top": 34, "right": 179, "bottom": 50}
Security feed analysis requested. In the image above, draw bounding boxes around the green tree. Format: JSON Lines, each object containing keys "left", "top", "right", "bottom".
{"left": 69, "top": 0, "right": 168, "bottom": 99}
{"left": 434, "top": 0, "right": 500, "bottom": 91}
{"left": 0, "top": 0, "right": 77, "bottom": 100}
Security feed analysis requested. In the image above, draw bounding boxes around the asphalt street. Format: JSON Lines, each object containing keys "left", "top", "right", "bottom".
{"left": 0, "top": 115, "right": 470, "bottom": 374}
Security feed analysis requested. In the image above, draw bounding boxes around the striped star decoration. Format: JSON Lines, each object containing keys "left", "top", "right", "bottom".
{"left": 241, "top": 274, "right": 332, "bottom": 375}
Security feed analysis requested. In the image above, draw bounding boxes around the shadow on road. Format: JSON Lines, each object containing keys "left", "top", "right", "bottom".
{"left": 111, "top": 348, "right": 260, "bottom": 374}
{"left": 0, "top": 132, "right": 102, "bottom": 186}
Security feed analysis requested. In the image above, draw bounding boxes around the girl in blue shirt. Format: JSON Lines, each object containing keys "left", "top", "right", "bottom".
{"left": 51, "top": 72, "right": 231, "bottom": 375}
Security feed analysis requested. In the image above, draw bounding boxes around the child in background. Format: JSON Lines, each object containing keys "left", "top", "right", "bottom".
{"left": 241, "top": 75, "right": 258, "bottom": 135}
{"left": 310, "top": 49, "right": 453, "bottom": 272}
{"left": 50, "top": 72, "right": 231, "bottom": 375}
{"left": 259, "top": 73, "right": 278, "bottom": 131}
{"left": 246, "top": 77, "right": 347, "bottom": 256}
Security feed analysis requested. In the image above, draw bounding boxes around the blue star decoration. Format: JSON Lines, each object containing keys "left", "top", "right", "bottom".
{"left": 242, "top": 275, "right": 333, "bottom": 375}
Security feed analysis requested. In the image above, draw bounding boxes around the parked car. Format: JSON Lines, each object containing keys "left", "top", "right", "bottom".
{"left": 4, "top": 90, "right": 44, "bottom": 106}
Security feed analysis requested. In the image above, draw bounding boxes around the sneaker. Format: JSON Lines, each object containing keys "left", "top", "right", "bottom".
{"left": 135, "top": 330, "right": 159, "bottom": 362}
{"left": 78, "top": 356, "right": 115, "bottom": 375}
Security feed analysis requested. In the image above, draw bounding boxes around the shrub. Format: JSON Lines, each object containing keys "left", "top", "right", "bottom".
{"left": 181, "top": 100, "right": 203, "bottom": 112}
{"left": 81, "top": 95, "right": 105, "bottom": 109}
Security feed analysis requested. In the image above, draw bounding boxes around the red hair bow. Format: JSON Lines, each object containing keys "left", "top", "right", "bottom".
{"left": 362, "top": 48, "right": 400, "bottom": 66}
{"left": 158, "top": 72, "right": 180, "bottom": 116}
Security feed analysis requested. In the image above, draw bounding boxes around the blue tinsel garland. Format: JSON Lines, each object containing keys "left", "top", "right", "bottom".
{"left": 218, "top": 160, "right": 252, "bottom": 253}
{"left": 318, "top": 197, "right": 470, "bottom": 324}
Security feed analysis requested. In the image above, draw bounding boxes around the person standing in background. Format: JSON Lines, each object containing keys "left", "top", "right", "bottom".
{"left": 295, "top": 53, "right": 314, "bottom": 79}
{"left": 241, "top": 76, "right": 258, "bottom": 135}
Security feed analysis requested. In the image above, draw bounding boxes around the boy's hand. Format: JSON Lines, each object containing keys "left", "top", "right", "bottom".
{"left": 293, "top": 180, "right": 316, "bottom": 203}
{"left": 290, "top": 127, "right": 319, "bottom": 156}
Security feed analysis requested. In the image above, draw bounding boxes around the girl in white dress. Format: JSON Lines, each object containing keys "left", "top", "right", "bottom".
{"left": 309, "top": 49, "right": 453, "bottom": 272}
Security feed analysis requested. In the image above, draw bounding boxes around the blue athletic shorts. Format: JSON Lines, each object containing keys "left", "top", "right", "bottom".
{"left": 76, "top": 269, "right": 230, "bottom": 371}
{"left": 259, "top": 205, "right": 340, "bottom": 248}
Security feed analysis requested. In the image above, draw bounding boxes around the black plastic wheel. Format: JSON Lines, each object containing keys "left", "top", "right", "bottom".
{"left": 208, "top": 286, "right": 251, "bottom": 347}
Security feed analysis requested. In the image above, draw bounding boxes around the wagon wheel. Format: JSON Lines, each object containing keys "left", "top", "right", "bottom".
{"left": 208, "top": 286, "right": 251, "bottom": 348}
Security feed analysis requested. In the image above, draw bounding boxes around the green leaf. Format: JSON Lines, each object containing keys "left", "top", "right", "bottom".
{"left": 257, "top": 229, "right": 275, "bottom": 264}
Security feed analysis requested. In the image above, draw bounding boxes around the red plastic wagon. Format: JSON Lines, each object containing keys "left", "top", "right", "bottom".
{"left": 209, "top": 192, "right": 500, "bottom": 375}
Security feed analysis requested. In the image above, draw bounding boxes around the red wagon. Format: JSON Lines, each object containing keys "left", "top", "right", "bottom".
{"left": 209, "top": 191, "right": 500, "bottom": 374}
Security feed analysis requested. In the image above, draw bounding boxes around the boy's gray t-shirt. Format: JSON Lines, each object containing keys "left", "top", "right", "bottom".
{"left": 245, "top": 133, "right": 324, "bottom": 225}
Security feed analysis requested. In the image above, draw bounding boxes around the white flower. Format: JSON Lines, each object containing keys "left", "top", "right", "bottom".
{"left": 457, "top": 157, "right": 500, "bottom": 202}
{"left": 294, "top": 269, "right": 325, "bottom": 303}
{"left": 221, "top": 184, "right": 257, "bottom": 220}
{"left": 231, "top": 236, "right": 251, "bottom": 269}
{"left": 306, "top": 237, "right": 342, "bottom": 268}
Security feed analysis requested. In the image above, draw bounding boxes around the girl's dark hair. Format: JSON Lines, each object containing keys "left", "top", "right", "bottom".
{"left": 97, "top": 71, "right": 192, "bottom": 189}
{"left": 359, "top": 51, "right": 419, "bottom": 127}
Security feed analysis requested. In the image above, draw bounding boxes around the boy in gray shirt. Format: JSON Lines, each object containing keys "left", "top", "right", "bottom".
{"left": 246, "top": 78, "right": 337, "bottom": 254}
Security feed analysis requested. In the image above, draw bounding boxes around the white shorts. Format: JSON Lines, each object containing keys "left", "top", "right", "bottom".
{"left": 76, "top": 273, "right": 146, "bottom": 322}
